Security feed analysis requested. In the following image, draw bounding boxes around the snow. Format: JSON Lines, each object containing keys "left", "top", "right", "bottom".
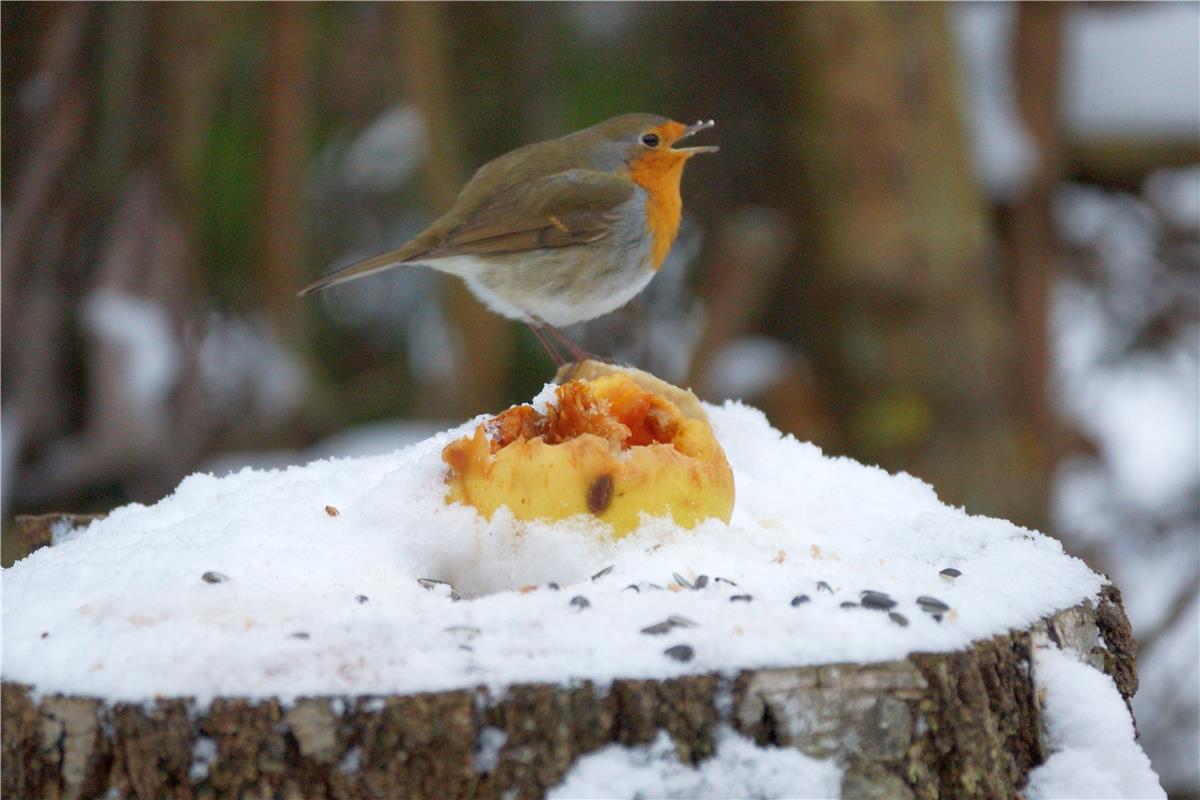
{"left": 1049, "top": 172, "right": 1199, "bottom": 795}
{"left": 2, "top": 397, "right": 1105, "bottom": 705}
{"left": 702, "top": 336, "right": 794, "bottom": 401}
{"left": 1051, "top": 188, "right": 1199, "bottom": 511}
{"left": 80, "top": 289, "right": 180, "bottom": 412}
{"left": 475, "top": 726, "right": 507, "bottom": 774}
{"left": 188, "top": 736, "right": 217, "bottom": 781}
{"left": 343, "top": 105, "right": 425, "bottom": 193}
{"left": 201, "top": 420, "right": 446, "bottom": 477}
{"left": 953, "top": 3, "right": 1039, "bottom": 202}
{"left": 198, "top": 314, "right": 306, "bottom": 417}
{"left": 953, "top": 4, "right": 1200, "bottom": 199}
{"left": 1064, "top": 4, "right": 1200, "bottom": 139}
{"left": 547, "top": 728, "right": 842, "bottom": 800}
{"left": 1025, "top": 646, "right": 1165, "bottom": 800}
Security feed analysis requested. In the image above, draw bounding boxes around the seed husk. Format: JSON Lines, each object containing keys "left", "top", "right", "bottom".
{"left": 917, "top": 596, "right": 950, "bottom": 613}
{"left": 444, "top": 625, "right": 481, "bottom": 637}
{"left": 664, "top": 644, "right": 694, "bottom": 662}
{"left": 860, "top": 592, "right": 897, "bottom": 611}
{"left": 672, "top": 572, "right": 694, "bottom": 590}
{"left": 591, "top": 565, "right": 615, "bottom": 581}
{"left": 817, "top": 581, "right": 833, "bottom": 593}
{"left": 201, "top": 571, "right": 229, "bottom": 584}
{"left": 570, "top": 595, "right": 590, "bottom": 610}
{"left": 355, "top": 595, "right": 369, "bottom": 604}
{"left": 418, "top": 577, "right": 461, "bottom": 600}
{"left": 693, "top": 575, "right": 709, "bottom": 590}
{"left": 730, "top": 594, "right": 753, "bottom": 603}
{"left": 889, "top": 612, "right": 909, "bottom": 627}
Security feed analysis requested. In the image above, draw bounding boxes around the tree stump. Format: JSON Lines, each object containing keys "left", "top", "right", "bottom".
{"left": 3, "top": 514, "right": 1138, "bottom": 800}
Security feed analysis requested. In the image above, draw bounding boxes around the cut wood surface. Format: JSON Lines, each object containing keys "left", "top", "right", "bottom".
{"left": 3, "top": 515, "right": 1137, "bottom": 800}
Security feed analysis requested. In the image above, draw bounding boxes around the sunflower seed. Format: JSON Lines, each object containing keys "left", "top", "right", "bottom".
{"left": 730, "top": 594, "right": 753, "bottom": 603}
{"left": 917, "top": 596, "right": 950, "bottom": 613}
{"left": 693, "top": 575, "right": 709, "bottom": 590}
{"left": 889, "top": 612, "right": 909, "bottom": 627}
{"left": 591, "top": 565, "right": 614, "bottom": 581}
{"left": 548, "top": 582, "right": 561, "bottom": 591}
{"left": 641, "top": 621, "right": 676, "bottom": 636}
{"left": 201, "top": 571, "right": 229, "bottom": 584}
{"left": 791, "top": 594, "right": 810, "bottom": 606}
{"left": 355, "top": 595, "right": 369, "bottom": 604}
{"left": 570, "top": 595, "right": 590, "bottom": 610}
{"left": 840, "top": 601, "right": 858, "bottom": 609}
{"left": 860, "top": 592, "right": 896, "bottom": 611}
{"left": 939, "top": 568, "right": 962, "bottom": 578}
{"left": 664, "top": 644, "right": 694, "bottom": 662}
{"left": 673, "top": 573, "right": 694, "bottom": 590}
{"left": 289, "top": 631, "right": 310, "bottom": 640}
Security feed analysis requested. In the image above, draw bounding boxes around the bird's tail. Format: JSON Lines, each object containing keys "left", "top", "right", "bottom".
{"left": 297, "top": 243, "right": 425, "bottom": 296}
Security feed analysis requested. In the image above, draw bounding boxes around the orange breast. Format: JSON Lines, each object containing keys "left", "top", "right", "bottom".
{"left": 628, "top": 148, "right": 687, "bottom": 270}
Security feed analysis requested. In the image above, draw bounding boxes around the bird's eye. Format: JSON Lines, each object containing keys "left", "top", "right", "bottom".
{"left": 641, "top": 133, "right": 660, "bottom": 148}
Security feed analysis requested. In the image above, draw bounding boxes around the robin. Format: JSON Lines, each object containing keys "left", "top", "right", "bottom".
{"left": 299, "top": 113, "right": 717, "bottom": 363}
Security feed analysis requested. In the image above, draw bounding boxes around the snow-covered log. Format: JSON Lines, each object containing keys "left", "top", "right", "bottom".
{"left": 2, "top": 393, "right": 1162, "bottom": 799}
{"left": 2, "top": 584, "right": 1137, "bottom": 800}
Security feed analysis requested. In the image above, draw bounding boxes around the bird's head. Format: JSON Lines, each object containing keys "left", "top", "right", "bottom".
{"left": 580, "top": 114, "right": 718, "bottom": 175}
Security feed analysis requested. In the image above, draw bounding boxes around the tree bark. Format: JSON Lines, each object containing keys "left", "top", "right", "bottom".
{"left": 995, "top": 4, "right": 1067, "bottom": 531}
{"left": 778, "top": 5, "right": 1041, "bottom": 527}
{"left": 260, "top": 3, "right": 312, "bottom": 335}
{"left": 3, "top": 518, "right": 1140, "bottom": 800}
{"left": 394, "top": 3, "right": 512, "bottom": 418}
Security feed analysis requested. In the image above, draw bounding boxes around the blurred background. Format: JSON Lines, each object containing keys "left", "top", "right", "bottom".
{"left": 2, "top": 2, "right": 1197, "bottom": 793}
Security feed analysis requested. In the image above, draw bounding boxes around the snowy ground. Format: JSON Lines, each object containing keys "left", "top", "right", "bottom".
{"left": 4, "top": 395, "right": 1104, "bottom": 705}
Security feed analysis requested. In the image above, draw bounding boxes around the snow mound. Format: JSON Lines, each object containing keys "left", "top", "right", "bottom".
{"left": 2, "top": 398, "right": 1103, "bottom": 704}
{"left": 1026, "top": 647, "right": 1165, "bottom": 799}
{"left": 548, "top": 728, "right": 842, "bottom": 800}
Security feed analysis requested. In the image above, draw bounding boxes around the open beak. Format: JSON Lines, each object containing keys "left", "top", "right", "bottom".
{"left": 674, "top": 119, "right": 718, "bottom": 155}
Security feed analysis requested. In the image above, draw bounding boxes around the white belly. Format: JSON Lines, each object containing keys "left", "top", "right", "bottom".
{"left": 423, "top": 237, "right": 657, "bottom": 328}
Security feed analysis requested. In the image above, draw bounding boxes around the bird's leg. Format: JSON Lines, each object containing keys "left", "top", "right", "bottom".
{"left": 525, "top": 322, "right": 568, "bottom": 367}
{"left": 535, "top": 320, "right": 593, "bottom": 364}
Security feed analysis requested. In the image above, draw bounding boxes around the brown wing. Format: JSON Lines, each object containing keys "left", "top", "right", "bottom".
{"left": 419, "top": 169, "right": 634, "bottom": 258}
{"left": 299, "top": 169, "right": 633, "bottom": 295}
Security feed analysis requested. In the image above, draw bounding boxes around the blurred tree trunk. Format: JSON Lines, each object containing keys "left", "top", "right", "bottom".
{"left": 780, "top": 4, "right": 1044, "bottom": 526}
{"left": 997, "top": 4, "right": 1067, "bottom": 526}
{"left": 262, "top": 4, "right": 311, "bottom": 334}
{"left": 395, "top": 3, "right": 511, "bottom": 417}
